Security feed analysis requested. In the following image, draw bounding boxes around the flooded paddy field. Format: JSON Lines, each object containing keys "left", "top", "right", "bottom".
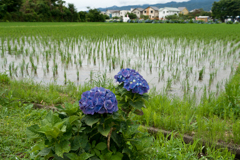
{"left": 0, "top": 36, "right": 240, "bottom": 98}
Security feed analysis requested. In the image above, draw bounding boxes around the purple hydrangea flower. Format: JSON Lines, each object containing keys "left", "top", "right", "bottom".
{"left": 114, "top": 68, "right": 150, "bottom": 95}
{"left": 79, "top": 87, "right": 118, "bottom": 115}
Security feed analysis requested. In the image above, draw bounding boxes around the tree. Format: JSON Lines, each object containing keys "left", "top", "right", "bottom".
{"left": 0, "top": 0, "right": 23, "bottom": 12}
{"left": 125, "top": 12, "right": 137, "bottom": 19}
{"left": 87, "top": 8, "right": 105, "bottom": 22}
{"left": 212, "top": 0, "right": 240, "bottom": 22}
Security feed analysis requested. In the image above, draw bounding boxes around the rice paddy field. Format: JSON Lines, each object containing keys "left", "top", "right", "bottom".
{"left": 1, "top": 22, "right": 240, "bottom": 159}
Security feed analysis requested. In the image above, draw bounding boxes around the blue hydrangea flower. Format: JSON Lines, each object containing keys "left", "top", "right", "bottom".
{"left": 79, "top": 87, "right": 118, "bottom": 115}
{"left": 114, "top": 68, "right": 150, "bottom": 94}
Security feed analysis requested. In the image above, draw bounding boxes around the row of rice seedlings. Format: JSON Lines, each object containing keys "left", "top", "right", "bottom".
{"left": 0, "top": 36, "right": 239, "bottom": 95}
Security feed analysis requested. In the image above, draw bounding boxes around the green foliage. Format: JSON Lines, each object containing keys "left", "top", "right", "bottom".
{"left": 165, "top": 14, "right": 179, "bottom": 20}
{"left": 0, "top": 73, "right": 10, "bottom": 85}
{"left": 212, "top": 0, "right": 240, "bottom": 22}
{"left": 140, "top": 15, "right": 149, "bottom": 20}
{"left": 0, "top": 0, "right": 105, "bottom": 22}
{"left": 115, "top": 84, "right": 149, "bottom": 117}
{"left": 27, "top": 101, "right": 153, "bottom": 159}
{"left": 125, "top": 12, "right": 137, "bottom": 19}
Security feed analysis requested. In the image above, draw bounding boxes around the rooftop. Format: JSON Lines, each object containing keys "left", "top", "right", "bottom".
{"left": 159, "top": 7, "right": 180, "bottom": 12}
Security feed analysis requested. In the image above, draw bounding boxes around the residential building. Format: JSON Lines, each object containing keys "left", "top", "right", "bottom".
{"left": 197, "top": 16, "right": 209, "bottom": 22}
{"left": 120, "top": 10, "right": 131, "bottom": 19}
{"left": 106, "top": 10, "right": 120, "bottom": 18}
{"left": 178, "top": 7, "right": 189, "bottom": 15}
{"left": 143, "top": 6, "right": 159, "bottom": 19}
{"left": 159, "top": 7, "right": 180, "bottom": 19}
{"left": 131, "top": 8, "right": 144, "bottom": 18}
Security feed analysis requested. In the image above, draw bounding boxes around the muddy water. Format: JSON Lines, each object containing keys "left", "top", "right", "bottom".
{"left": 0, "top": 37, "right": 239, "bottom": 98}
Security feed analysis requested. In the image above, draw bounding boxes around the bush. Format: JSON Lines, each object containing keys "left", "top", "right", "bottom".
{"left": 27, "top": 68, "right": 154, "bottom": 160}
{"left": 226, "top": 21, "right": 233, "bottom": 24}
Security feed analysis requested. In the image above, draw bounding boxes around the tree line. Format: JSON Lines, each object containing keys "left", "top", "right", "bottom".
{"left": 0, "top": 0, "right": 108, "bottom": 22}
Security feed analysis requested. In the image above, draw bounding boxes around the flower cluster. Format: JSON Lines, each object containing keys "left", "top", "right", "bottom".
{"left": 79, "top": 87, "right": 118, "bottom": 115}
{"left": 114, "top": 68, "right": 149, "bottom": 94}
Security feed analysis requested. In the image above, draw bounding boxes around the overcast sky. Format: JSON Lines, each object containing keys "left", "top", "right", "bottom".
{"left": 63, "top": 0, "right": 189, "bottom": 11}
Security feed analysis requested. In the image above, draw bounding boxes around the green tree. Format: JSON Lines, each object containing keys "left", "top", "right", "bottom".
{"left": 125, "top": 12, "right": 137, "bottom": 19}
{"left": 0, "top": 0, "right": 22, "bottom": 13}
{"left": 212, "top": 0, "right": 240, "bottom": 22}
{"left": 87, "top": 8, "right": 105, "bottom": 22}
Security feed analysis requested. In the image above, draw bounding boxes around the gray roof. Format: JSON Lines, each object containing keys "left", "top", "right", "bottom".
{"left": 106, "top": 10, "right": 120, "bottom": 13}
{"left": 178, "top": 7, "right": 186, "bottom": 11}
{"left": 133, "top": 8, "right": 144, "bottom": 12}
{"left": 159, "top": 7, "right": 180, "bottom": 12}
{"left": 149, "top": 6, "right": 159, "bottom": 11}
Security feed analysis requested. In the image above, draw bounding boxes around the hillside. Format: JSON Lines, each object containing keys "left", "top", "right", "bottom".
{"left": 98, "top": 0, "right": 219, "bottom": 12}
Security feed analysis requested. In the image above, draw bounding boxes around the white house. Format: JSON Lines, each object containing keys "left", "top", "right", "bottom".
{"left": 106, "top": 10, "right": 120, "bottom": 18}
{"left": 159, "top": 7, "right": 180, "bottom": 19}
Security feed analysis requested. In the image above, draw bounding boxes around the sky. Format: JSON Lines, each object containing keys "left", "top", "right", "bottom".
{"left": 63, "top": 0, "right": 189, "bottom": 11}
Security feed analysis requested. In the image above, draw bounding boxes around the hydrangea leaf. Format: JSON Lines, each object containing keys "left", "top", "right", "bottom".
{"left": 83, "top": 115, "right": 100, "bottom": 127}
{"left": 26, "top": 124, "right": 41, "bottom": 140}
{"left": 55, "top": 140, "right": 71, "bottom": 158}
{"left": 79, "top": 152, "right": 95, "bottom": 160}
{"left": 111, "top": 152, "right": 123, "bottom": 160}
{"left": 111, "top": 130, "right": 123, "bottom": 148}
{"left": 64, "top": 102, "right": 79, "bottom": 116}
{"left": 71, "top": 135, "right": 88, "bottom": 151}
{"left": 95, "top": 142, "right": 107, "bottom": 151}
{"left": 98, "top": 125, "right": 111, "bottom": 137}
{"left": 128, "top": 100, "right": 143, "bottom": 110}
{"left": 37, "top": 147, "right": 51, "bottom": 157}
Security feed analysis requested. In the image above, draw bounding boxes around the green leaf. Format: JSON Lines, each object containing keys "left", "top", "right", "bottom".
{"left": 79, "top": 152, "right": 94, "bottom": 160}
{"left": 32, "top": 141, "right": 45, "bottom": 152}
{"left": 68, "top": 115, "right": 80, "bottom": 124}
{"left": 111, "top": 154, "right": 122, "bottom": 160}
{"left": 111, "top": 131, "right": 123, "bottom": 148}
{"left": 95, "top": 142, "right": 107, "bottom": 151}
{"left": 55, "top": 140, "right": 71, "bottom": 158}
{"left": 103, "top": 152, "right": 112, "bottom": 159}
{"left": 71, "top": 135, "right": 88, "bottom": 151}
{"left": 38, "top": 147, "right": 51, "bottom": 156}
{"left": 98, "top": 125, "right": 111, "bottom": 137}
{"left": 64, "top": 102, "right": 79, "bottom": 115}
{"left": 38, "top": 124, "right": 61, "bottom": 139}
{"left": 54, "top": 105, "right": 64, "bottom": 111}
{"left": 122, "top": 148, "right": 131, "bottom": 158}
{"left": 26, "top": 124, "right": 41, "bottom": 140}
{"left": 129, "top": 101, "right": 143, "bottom": 110}
{"left": 65, "top": 153, "right": 79, "bottom": 160}
{"left": 93, "top": 148, "right": 100, "bottom": 156}
{"left": 83, "top": 115, "right": 100, "bottom": 127}
{"left": 43, "top": 111, "right": 62, "bottom": 126}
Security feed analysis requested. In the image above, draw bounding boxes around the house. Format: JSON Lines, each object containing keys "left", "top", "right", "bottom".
{"left": 190, "top": 9, "right": 199, "bottom": 13}
{"left": 131, "top": 8, "right": 144, "bottom": 18}
{"left": 178, "top": 7, "right": 189, "bottom": 15}
{"left": 120, "top": 10, "right": 131, "bottom": 19}
{"left": 197, "top": 16, "right": 209, "bottom": 22}
{"left": 106, "top": 10, "right": 120, "bottom": 18}
{"left": 159, "top": 7, "right": 180, "bottom": 19}
{"left": 143, "top": 6, "right": 159, "bottom": 19}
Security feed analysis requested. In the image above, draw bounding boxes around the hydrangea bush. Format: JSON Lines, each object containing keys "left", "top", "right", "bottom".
{"left": 27, "top": 70, "right": 153, "bottom": 160}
